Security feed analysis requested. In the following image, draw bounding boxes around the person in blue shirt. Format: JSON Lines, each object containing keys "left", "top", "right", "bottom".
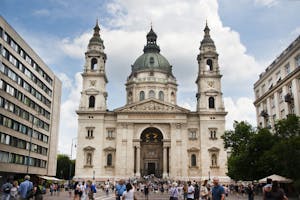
{"left": 115, "top": 179, "right": 126, "bottom": 200}
{"left": 18, "top": 175, "right": 33, "bottom": 200}
{"left": 211, "top": 177, "right": 225, "bottom": 200}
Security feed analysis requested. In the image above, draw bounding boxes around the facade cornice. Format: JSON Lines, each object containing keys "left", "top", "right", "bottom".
{"left": 254, "top": 36, "right": 300, "bottom": 87}
{"left": 253, "top": 67, "right": 300, "bottom": 105}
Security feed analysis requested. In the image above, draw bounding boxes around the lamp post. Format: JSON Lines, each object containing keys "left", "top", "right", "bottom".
{"left": 69, "top": 137, "right": 77, "bottom": 183}
{"left": 93, "top": 170, "right": 95, "bottom": 180}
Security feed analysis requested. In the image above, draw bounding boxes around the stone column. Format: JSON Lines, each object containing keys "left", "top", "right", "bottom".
{"left": 292, "top": 78, "right": 300, "bottom": 115}
{"left": 136, "top": 146, "right": 141, "bottom": 177}
{"left": 163, "top": 146, "right": 168, "bottom": 178}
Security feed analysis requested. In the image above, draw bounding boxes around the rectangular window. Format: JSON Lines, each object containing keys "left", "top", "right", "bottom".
{"left": 188, "top": 129, "right": 197, "bottom": 140}
{"left": 261, "top": 84, "right": 266, "bottom": 94}
{"left": 296, "top": 55, "right": 300, "bottom": 67}
{"left": 276, "top": 71, "right": 281, "bottom": 82}
{"left": 0, "top": 151, "right": 9, "bottom": 163}
{"left": 285, "top": 63, "right": 290, "bottom": 75}
{"left": 278, "top": 90, "right": 283, "bottom": 103}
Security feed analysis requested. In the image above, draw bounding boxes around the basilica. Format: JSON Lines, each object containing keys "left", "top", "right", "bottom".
{"left": 75, "top": 21, "right": 228, "bottom": 181}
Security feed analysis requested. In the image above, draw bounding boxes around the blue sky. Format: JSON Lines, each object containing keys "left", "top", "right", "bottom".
{"left": 1, "top": 0, "right": 299, "bottom": 156}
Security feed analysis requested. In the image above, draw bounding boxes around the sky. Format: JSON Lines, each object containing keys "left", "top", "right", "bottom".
{"left": 1, "top": 0, "right": 299, "bottom": 157}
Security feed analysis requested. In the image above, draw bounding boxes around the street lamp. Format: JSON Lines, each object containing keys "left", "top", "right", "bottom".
{"left": 93, "top": 170, "right": 95, "bottom": 180}
{"left": 69, "top": 137, "right": 77, "bottom": 183}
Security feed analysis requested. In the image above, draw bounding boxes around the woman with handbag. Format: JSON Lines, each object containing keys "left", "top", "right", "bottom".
{"left": 169, "top": 182, "right": 179, "bottom": 200}
{"left": 200, "top": 180, "right": 209, "bottom": 200}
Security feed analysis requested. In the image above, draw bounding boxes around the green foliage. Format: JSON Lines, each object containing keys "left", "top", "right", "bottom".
{"left": 56, "top": 154, "right": 75, "bottom": 180}
{"left": 221, "top": 121, "right": 255, "bottom": 154}
{"left": 223, "top": 115, "right": 300, "bottom": 190}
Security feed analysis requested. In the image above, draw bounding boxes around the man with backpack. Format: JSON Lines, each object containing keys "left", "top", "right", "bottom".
{"left": 18, "top": 175, "right": 33, "bottom": 200}
{"left": 1, "top": 178, "right": 13, "bottom": 200}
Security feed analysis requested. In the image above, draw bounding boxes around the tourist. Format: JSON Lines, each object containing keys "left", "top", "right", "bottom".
{"left": 144, "top": 182, "right": 149, "bottom": 200}
{"left": 115, "top": 179, "right": 126, "bottom": 200}
{"left": 263, "top": 178, "right": 273, "bottom": 199}
{"left": 183, "top": 183, "right": 188, "bottom": 200}
{"left": 18, "top": 175, "right": 33, "bottom": 200}
{"left": 122, "top": 183, "right": 136, "bottom": 200}
{"left": 33, "top": 178, "right": 44, "bottom": 200}
{"left": 246, "top": 183, "right": 254, "bottom": 200}
{"left": 267, "top": 181, "right": 288, "bottom": 200}
{"left": 187, "top": 181, "right": 195, "bottom": 200}
{"left": 200, "top": 180, "right": 209, "bottom": 200}
{"left": 10, "top": 180, "right": 19, "bottom": 200}
{"left": 194, "top": 183, "right": 200, "bottom": 200}
{"left": 1, "top": 178, "right": 13, "bottom": 200}
{"left": 169, "top": 182, "right": 179, "bottom": 200}
{"left": 211, "top": 177, "right": 225, "bottom": 200}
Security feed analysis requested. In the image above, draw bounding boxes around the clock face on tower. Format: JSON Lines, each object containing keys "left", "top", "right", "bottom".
{"left": 207, "top": 80, "right": 214, "bottom": 88}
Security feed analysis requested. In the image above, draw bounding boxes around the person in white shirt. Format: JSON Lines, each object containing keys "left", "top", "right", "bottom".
{"left": 187, "top": 181, "right": 195, "bottom": 200}
{"left": 122, "top": 183, "right": 136, "bottom": 200}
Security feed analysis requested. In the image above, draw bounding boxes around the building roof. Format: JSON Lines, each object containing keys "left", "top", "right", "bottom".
{"left": 131, "top": 27, "right": 173, "bottom": 75}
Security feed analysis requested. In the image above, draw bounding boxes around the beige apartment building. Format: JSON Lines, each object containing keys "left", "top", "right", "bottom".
{"left": 254, "top": 35, "right": 300, "bottom": 128}
{"left": 0, "top": 16, "right": 61, "bottom": 179}
{"left": 75, "top": 22, "right": 229, "bottom": 182}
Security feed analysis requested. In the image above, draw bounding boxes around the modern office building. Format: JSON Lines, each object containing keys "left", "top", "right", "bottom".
{"left": 75, "top": 21, "right": 229, "bottom": 181}
{"left": 254, "top": 35, "right": 300, "bottom": 128}
{"left": 0, "top": 16, "right": 61, "bottom": 178}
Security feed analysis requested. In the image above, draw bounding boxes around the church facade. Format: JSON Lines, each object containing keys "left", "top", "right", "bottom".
{"left": 75, "top": 21, "right": 228, "bottom": 181}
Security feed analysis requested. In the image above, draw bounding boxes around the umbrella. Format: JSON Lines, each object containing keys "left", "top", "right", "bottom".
{"left": 258, "top": 174, "right": 293, "bottom": 183}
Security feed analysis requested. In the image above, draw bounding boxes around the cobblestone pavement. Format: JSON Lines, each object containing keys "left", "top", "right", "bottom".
{"left": 1, "top": 190, "right": 298, "bottom": 200}
{"left": 40, "top": 190, "right": 298, "bottom": 200}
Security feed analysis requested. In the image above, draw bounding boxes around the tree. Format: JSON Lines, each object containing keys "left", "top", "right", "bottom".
{"left": 56, "top": 154, "right": 75, "bottom": 180}
{"left": 221, "top": 121, "right": 255, "bottom": 154}
{"left": 223, "top": 115, "right": 300, "bottom": 191}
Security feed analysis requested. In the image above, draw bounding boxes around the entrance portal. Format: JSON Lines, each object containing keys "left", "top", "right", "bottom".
{"left": 140, "top": 127, "right": 163, "bottom": 178}
{"left": 147, "top": 162, "right": 156, "bottom": 175}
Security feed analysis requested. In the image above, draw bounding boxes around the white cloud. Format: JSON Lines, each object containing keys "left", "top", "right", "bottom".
{"left": 254, "top": 0, "right": 278, "bottom": 7}
{"left": 32, "top": 9, "right": 50, "bottom": 16}
{"left": 60, "top": 32, "right": 91, "bottom": 59}
{"left": 58, "top": 72, "right": 82, "bottom": 156}
{"left": 56, "top": 72, "right": 73, "bottom": 89}
{"left": 57, "top": 0, "right": 261, "bottom": 154}
{"left": 224, "top": 97, "right": 257, "bottom": 129}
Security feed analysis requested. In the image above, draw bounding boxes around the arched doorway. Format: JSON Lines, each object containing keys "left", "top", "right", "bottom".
{"left": 140, "top": 127, "right": 163, "bottom": 178}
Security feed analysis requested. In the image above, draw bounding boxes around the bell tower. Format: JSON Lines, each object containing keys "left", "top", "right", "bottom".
{"left": 196, "top": 22, "right": 225, "bottom": 113}
{"left": 79, "top": 20, "right": 108, "bottom": 111}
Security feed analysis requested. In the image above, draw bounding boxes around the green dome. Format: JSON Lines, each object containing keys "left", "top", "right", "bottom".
{"left": 131, "top": 27, "right": 172, "bottom": 75}
{"left": 132, "top": 52, "right": 172, "bottom": 74}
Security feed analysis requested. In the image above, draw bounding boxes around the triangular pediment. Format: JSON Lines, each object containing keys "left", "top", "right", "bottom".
{"left": 114, "top": 98, "right": 190, "bottom": 113}
{"left": 83, "top": 146, "right": 95, "bottom": 151}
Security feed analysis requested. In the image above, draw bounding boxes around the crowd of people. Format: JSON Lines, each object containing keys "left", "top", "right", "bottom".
{"left": 1, "top": 175, "right": 45, "bottom": 200}
{"left": 1, "top": 175, "right": 290, "bottom": 200}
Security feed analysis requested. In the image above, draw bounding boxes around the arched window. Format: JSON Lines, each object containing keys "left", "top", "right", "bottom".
{"left": 91, "top": 58, "right": 97, "bottom": 70}
{"left": 159, "top": 91, "right": 164, "bottom": 101}
{"left": 171, "top": 92, "right": 175, "bottom": 104}
{"left": 206, "top": 59, "right": 213, "bottom": 71}
{"left": 191, "top": 154, "right": 196, "bottom": 167}
{"left": 107, "top": 154, "right": 112, "bottom": 166}
{"left": 211, "top": 154, "right": 217, "bottom": 166}
{"left": 127, "top": 91, "right": 133, "bottom": 103}
{"left": 139, "top": 91, "right": 145, "bottom": 101}
{"left": 89, "top": 96, "right": 95, "bottom": 108}
{"left": 86, "top": 153, "right": 92, "bottom": 165}
{"left": 149, "top": 90, "right": 155, "bottom": 98}
{"left": 209, "top": 97, "right": 215, "bottom": 108}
